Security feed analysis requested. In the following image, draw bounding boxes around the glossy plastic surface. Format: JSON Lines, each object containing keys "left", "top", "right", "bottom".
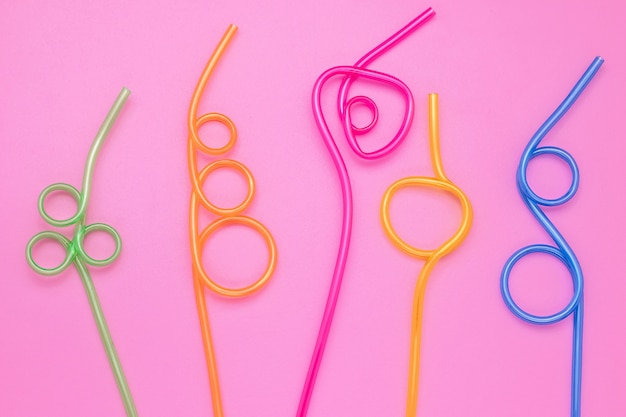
{"left": 25, "top": 88, "right": 137, "bottom": 417}
{"left": 381, "top": 94, "right": 472, "bottom": 417}
{"left": 500, "top": 56, "right": 604, "bottom": 417}
{"left": 187, "top": 24, "right": 278, "bottom": 417}
{"left": 298, "top": 8, "right": 435, "bottom": 417}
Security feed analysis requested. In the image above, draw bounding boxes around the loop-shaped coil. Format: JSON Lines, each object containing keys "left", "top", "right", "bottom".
{"left": 25, "top": 88, "right": 137, "bottom": 417}
{"left": 381, "top": 177, "right": 472, "bottom": 260}
{"left": 186, "top": 24, "right": 277, "bottom": 417}
{"left": 380, "top": 93, "right": 472, "bottom": 417}
{"left": 518, "top": 145, "right": 580, "bottom": 207}
{"left": 500, "top": 56, "right": 603, "bottom": 417}
{"left": 297, "top": 8, "right": 436, "bottom": 417}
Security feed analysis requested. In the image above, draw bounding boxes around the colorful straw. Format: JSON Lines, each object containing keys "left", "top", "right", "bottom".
{"left": 298, "top": 8, "right": 435, "bottom": 416}
{"left": 25, "top": 88, "right": 137, "bottom": 417}
{"left": 187, "top": 25, "right": 277, "bottom": 417}
{"left": 381, "top": 94, "right": 472, "bottom": 417}
{"left": 501, "top": 56, "right": 604, "bottom": 417}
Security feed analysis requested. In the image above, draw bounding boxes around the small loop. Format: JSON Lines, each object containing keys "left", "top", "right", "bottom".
{"left": 330, "top": 68, "right": 414, "bottom": 161}
{"left": 501, "top": 244, "right": 583, "bottom": 325}
{"left": 381, "top": 176, "right": 472, "bottom": 259}
{"left": 193, "top": 216, "right": 277, "bottom": 297}
{"left": 26, "top": 231, "right": 74, "bottom": 276}
{"left": 38, "top": 183, "right": 84, "bottom": 228}
{"left": 193, "top": 159, "right": 255, "bottom": 216}
{"left": 191, "top": 113, "right": 237, "bottom": 155}
{"left": 520, "top": 146, "right": 579, "bottom": 207}
{"left": 75, "top": 223, "right": 122, "bottom": 267}
{"left": 345, "top": 95, "right": 378, "bottom": 134}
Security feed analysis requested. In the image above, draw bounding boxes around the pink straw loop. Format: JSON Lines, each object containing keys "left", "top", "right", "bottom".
{"left": 298, "top": 9, "right": 436, "bottom": 416}
{"left": 313, "top": 66, "right": 415, "bottom": 161}
{"left": 337, "top": 7, "right": 435, "bottom": 159}
{"left": 345, "top": 95, "right": 378, "bottom": 134}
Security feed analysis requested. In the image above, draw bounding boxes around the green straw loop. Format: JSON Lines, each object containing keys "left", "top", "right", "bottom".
{"left": 76, "top": 222, "right": 122, "bottom": 267}
{"left": 25, "top": 87, "right": 137, "bottom": 417}
{"left": 26, "top": 230, "right": 75, "bottom": 276}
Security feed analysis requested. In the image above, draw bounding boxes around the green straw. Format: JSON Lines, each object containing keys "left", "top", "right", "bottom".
{"left": 26, "top": 87, "right": 137, "bottom": 417}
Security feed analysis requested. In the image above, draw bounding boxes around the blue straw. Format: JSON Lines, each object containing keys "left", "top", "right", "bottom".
{"left": 501, "top": 56, "right": 603, "bottom": 417}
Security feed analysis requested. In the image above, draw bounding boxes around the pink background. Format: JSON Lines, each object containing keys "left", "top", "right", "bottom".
{"left": 1, "top": 1, "right": 625, "bottom": 416}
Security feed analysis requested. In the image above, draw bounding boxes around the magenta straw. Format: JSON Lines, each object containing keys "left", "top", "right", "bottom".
{"left": 297, "top": 8, "right": 435, "bottom": 416}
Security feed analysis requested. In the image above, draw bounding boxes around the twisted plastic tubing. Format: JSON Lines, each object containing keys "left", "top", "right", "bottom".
{"left": 501, "top": 56, "right": 604, "bottom": 417}
{"left": 187, "top": 25, "right": 277, "bottom": 417}
{"left": 298, "top": 8, "right": 435, "bottom": 416}
{"left": 25, "top": 88, "right": 137, "bottom": 417}
{"left": 381, "top": 94, "right": 472, "bottom": 417}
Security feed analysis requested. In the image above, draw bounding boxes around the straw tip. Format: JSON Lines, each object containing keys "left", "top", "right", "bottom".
{"left": 591, "top": 56, "right": 605, "bottom": 70}
{"left": 420, "top": 7, "right": 436, "bottom": 17}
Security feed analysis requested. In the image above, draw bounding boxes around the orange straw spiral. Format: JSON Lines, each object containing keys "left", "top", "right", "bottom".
{"left": 187, "top": 24, "right": 277, "bottom": 416}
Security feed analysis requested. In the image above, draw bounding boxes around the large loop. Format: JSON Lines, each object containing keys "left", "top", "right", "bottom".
{"left": 193, "top": 215, "right": 277, "bottom": 297}
{"left": 76, "top": 223, "right": 122, "bottom": 267}
{"left": 25, "top": 231, "right": 74, "bottom": 276}
{"left": 193, "top": 159, "right": 255, "bottom": 216}
{"left": 381, "top": 177, "right": 472, "bottom": 259}
{"left": 38, "top": 183, "right": 84, "bottom": 228}
{"left": 519, "top": 146, "right": 579, "bottom": 207}
{"left": 501, "top": 244, "right": 583, "bottom": 325}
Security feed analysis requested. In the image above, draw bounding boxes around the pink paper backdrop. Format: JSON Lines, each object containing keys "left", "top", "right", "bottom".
{"left": 1, "top": 1, "right": 625, "bottom": 416}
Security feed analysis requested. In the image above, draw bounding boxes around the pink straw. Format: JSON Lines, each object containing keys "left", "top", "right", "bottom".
{"left": 297, "top": 8, "right": 435, "bottom": 416}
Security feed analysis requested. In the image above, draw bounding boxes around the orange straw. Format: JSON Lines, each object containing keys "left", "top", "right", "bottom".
{"left": 187, "top": 25, "right": 277, "bottom": 416}
{"left": 381, "top": 94, "right": 472, "bottom": 417}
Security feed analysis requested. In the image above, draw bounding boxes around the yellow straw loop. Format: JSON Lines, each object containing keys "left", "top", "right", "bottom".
{"left": 380, "top": 93, "right": 472, "bottom": 417}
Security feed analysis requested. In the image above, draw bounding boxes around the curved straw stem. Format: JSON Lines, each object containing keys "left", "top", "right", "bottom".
{"left": 187, "top": 26, "right": 236, "bottom": 417}
{"left": 297, "top": 11, "right": 435, "bottom": 416}
{"left": 501, "top": 57, "right": 603, "bottom": 417}
{"left": 381, "top": 94, "right": 472, "bottom": 417}
{"left": 38, "top": 88, "right": 131, "bottom": 228}
{"left": 26, "top": 88, "right": 137, "bottom": 416}
{"left": 75, "top": 258, "right": 137, "bottom": 417}
{"left": 187, "top": 25, "right": 277, "bottom": 417}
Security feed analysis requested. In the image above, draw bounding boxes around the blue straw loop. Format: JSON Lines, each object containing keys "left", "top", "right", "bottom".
{"left": 501, "top": 243, "right": 581, "bottom": 324}
{"left": 500, "top": 56, "right": 603, "bottom": 417}
{"left": 519, "top": 146, "right": 579, "bottom": 206}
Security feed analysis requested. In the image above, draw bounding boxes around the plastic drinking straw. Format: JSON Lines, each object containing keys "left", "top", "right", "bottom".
{"left": 187, "top": 25, "right": 277, "bottom": 417}
{"left": 25, "top": 87, "right": 138, "bottom": 417}
{"left": 381, "top": 94, "right": 472, "bottom": 417}
{"left": 501, "top": 56, "right": 604, "bottom": 417}
{"left": 298, "top": 8, "right": 436, "bottom": 416}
